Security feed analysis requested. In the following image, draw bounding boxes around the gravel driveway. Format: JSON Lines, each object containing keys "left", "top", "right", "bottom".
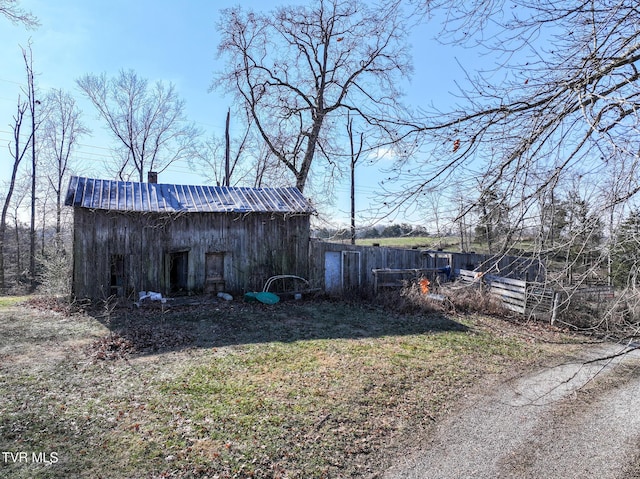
{"left": 383, "top": 342, "right": 640, "bottom": 479}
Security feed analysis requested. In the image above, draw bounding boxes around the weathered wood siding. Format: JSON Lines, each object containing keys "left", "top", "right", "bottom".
{"left": 72, "top": 208, "right": 311, "bottom": 299}
{"left": 309, "top": 240, "right": 545, "bottom": 294}
{"left": 308, "top": 242, "right": 446, "bottom": 293}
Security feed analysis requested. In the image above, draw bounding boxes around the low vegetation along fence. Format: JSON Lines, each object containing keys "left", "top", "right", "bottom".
{"left": 457, "top": 269, "right": 556, "bottom": 321}
{"left": 372, "top": 267, "right": 451, "bottom": 294}
{"left": 456, "top": 269, "right": 615, "bottom": 322}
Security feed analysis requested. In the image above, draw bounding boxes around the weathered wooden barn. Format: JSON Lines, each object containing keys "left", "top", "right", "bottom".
{"left": 65, "top": 176, "right": 315, "bottom": 299}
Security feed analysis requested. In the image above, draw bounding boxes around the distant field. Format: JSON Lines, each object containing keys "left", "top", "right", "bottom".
{"left": 325, "top": 236, "right": 537, "bottom": 255}
{"left": 354, "top": 236, "right": 459, "bottom": 249}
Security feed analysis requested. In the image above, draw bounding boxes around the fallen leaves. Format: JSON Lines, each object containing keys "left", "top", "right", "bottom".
{"left": 89, "top": 334, "right": 135, "bottom": 361}
{"left": 87, "top": 321, "right": 195, "bottom": 361}
{"left": 22, "top": 295, "right": 82, "bottom": 316}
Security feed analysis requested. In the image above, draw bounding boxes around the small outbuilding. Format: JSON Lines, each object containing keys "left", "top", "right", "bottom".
{"left": 65, "top": 175, "right": 315, "bottom": 300}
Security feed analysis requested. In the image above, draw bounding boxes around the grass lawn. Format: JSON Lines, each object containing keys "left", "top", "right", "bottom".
{"left": 0, "top": 295, "right": 575, "bottom": 478}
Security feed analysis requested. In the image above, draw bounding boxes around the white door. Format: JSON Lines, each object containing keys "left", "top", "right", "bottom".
{"left": 324, "top": 251, "right": 342, "bottom": 294}
{"left": 324, "top": 250, "right": 361, "bottom": 294}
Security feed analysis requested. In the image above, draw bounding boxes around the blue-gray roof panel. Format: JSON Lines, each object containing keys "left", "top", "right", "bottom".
{"left": 64, "top": 176, "right": 315, "bottom": 214}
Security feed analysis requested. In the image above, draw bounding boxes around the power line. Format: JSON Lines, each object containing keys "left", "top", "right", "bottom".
{"left": 0, "top": 76, "right": 25, "bottom": 87}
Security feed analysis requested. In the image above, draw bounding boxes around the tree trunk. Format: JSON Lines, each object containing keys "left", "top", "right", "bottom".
{"left": 297, "top": 114, "right": 325, "bottom": 192}
{"left": 25, "top": 44, "right": 37, "bottom": 290}
{"left": 1, "top": 101, "right": 30, "bottom": 291}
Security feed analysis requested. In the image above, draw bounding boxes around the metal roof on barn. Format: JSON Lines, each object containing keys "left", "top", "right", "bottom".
{"left": 64, "top": 176, "right": 315, "bottom": 214}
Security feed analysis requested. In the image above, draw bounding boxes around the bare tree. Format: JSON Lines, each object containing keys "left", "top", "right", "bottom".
{"left": 395, "top": 0, "right": 640, "bottom": 220}
{"left": 0, "top": 0, "right": 38, "bottom": 28}
{"left": 198, "top": 107, "right": 293, "bottom": 188}
{"left": 0, "top": 98, "right": 32, "bottom": 290}
{"left": 10, "top": 178, "right": 29, "bottom": 277}
{"left": 387, "top": 0, "right": 640, "bottom": 332}
{"left": 77, "top": 70, "right": 201, "bottom": 182}
{"left": 41, "top": 89, "right": 87, "bottom": 247}
{"left": 199, "top": 109, "right": 258, "bottom": 186}
{"left": 0, "top": 43, "right": 39, "bottom": 291}
{"left": 250, "top": 142, "right": 291, "bottom": 188}
{"left": 20, "top": 43, "right": 40, "bottom": 289}
{"left": 213, "top": 0, "right": 419, "bottom": 193}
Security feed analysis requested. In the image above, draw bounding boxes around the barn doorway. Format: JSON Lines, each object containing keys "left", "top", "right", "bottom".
{"left": 110, "top": 254, "right": 125, "bottom": 297}
{"left": 168, "top": 251, "right": 189, "bottom": 294}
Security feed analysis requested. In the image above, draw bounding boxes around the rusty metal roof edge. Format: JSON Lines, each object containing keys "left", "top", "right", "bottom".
{"left": 64, "top": 176, "right": 315, "bottom": 214}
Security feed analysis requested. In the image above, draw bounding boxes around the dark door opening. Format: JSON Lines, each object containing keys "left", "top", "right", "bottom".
{"left": 169, "top": 251, "right": 189, "bottom": 294}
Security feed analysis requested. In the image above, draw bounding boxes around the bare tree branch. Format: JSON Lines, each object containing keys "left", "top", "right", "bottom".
{"left": 41, "top": 89, "right": 87, "bottom": 247}
{"left": 0, "top": 0, "right": 39, "bottom": 29}
{"left": 77, "top": 70, "right": 202, "bottom": 182}
{"left": 213, "top": 0, "right": 420, "bottom": 193}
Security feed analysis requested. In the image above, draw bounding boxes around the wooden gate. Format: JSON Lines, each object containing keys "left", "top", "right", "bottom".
{"left": 457, "top": 270, "right": 556, "bottom": 318}
{"left": 205, "top": 252, "right": 225, "bottom": 293}
{"left": 324, "top": 250, "right": 361, "bottom": 294}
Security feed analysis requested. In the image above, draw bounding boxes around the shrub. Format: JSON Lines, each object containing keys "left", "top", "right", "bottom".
{"left": 443, "top": 284, "right": 511, "bottom": 317}
{"left": 37, "top": 248, "right": 72, "bottom": 296}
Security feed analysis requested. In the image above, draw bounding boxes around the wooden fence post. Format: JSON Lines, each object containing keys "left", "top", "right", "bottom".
{"left": 551, "top": 291, "right": 560, "bottom": 325}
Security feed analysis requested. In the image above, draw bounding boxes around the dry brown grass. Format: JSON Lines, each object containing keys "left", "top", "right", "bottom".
{"left": 444, "top": 285, "right": 512, "bottom": 317}
{"left": 379, "top": 281, "right": 512, "bottom": 319}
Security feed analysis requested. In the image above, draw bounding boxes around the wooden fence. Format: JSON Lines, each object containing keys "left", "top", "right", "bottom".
{"left": 308, "top": 240, "right": 545, "bottom": 295}
{"left": 456, "top": 269, "right": 556, "bottom": 319}
{"left": 306, "top": 242, "right": 616, "bottom": 323}
{"left": 455, "top": 269, "right": 618, "bottom": 322}
{"left": 572, "top": 285, "right": 615, "bottom": 301}
{"left": 372, "top": 268, "right": 451, "bottom": 294}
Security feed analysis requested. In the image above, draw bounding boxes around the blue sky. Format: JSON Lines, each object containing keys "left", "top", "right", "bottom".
{"left": 0, "top": 0, "right": 479, "bottom": 225}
